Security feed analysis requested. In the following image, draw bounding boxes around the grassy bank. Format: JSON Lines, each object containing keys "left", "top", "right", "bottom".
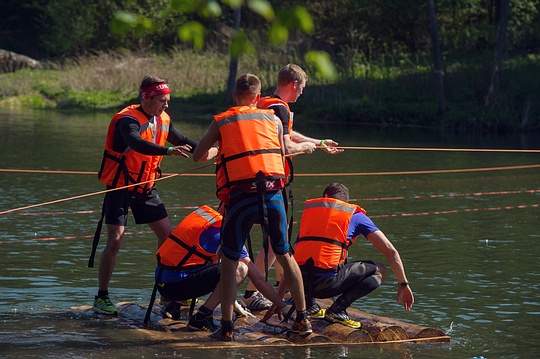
{"left": 0, "top": 49, "right": 539, "bottom": 131}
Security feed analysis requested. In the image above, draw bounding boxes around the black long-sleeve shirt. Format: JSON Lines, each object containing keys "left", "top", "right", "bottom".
{"left": 112, "top": 107, "right": 198, "bottom": 155}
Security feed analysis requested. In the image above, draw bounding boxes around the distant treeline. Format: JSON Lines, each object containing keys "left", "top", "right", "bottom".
{"left": 1, "top": 0, "right": 539, "bottom": 130}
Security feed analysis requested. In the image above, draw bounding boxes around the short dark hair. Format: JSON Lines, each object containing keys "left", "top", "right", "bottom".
{"left": 322, "top": 183, "right": 349, "bottom": 202}
{"left": 140, "top": 74, "right": 168, "bottom": 89}
{"left": 235, "top": 73, "right": 261, "bottom": 102}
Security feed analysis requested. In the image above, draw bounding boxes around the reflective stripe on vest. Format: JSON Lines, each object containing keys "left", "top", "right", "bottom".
{"left": 294, "top": 198, "right": 365, "bottom": 271}
{"left": 156, "top": 205, "right": 221, "bottom": 269}
{"left": 214, "top": 106, "right": 285, "bottom": 203}
{"left": 98, "top": 104, "right": 170, "bottom": 189}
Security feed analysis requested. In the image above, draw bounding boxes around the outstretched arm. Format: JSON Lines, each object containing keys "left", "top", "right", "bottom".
{"left": 366, "top": 230, "right": 414, "bottom": 310}
{"left": 193, "top": 121, "right": 220, "bottom": 162}
{"left": 290, "top": 130, "right": 343, "bottom": 155}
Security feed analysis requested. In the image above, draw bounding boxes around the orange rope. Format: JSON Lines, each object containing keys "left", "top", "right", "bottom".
{"left": 327, "top": 145, "right": 540, "bottom": 153}
{"left": 0, "top": 163, "right": 215, "bottom": 216}
{"left": 1, "top": 163, "right": 540, "bottom": 177}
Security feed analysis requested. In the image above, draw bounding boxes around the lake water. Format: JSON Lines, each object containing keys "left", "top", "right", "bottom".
{"left": 0, "top": 108, "right": 539, "bottom": 359}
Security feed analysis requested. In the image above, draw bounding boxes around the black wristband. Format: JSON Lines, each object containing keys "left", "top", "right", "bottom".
{"left": 399, "top": 281, "right": 409, "bottom": 287}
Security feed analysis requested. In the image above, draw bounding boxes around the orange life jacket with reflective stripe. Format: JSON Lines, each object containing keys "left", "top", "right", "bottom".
{"left": 294, "top": 198, "right": 367, "bottom": 272}
{"left": 257, "top": 96, "right": 293, "bottom": 180}
{"left": 156, "top": 205, "right": 221, "bottom": 270}
{"left": 214, "top": 105, "right": 286, "bottom": 203}
{"left": 98, "top": 104, "right": 170, "bottom": 190}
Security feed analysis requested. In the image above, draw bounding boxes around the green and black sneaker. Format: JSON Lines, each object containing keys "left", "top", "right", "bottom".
{"left": 93, "top": 295, "right": 118, "bottom": 315}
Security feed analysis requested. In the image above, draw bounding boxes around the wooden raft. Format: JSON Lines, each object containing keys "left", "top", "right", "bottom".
{"left": 74, "top": 298, "right": 450, "bottom": 348}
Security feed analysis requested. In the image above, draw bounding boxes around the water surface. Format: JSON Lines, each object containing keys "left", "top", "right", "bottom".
{"left": 0, "top": 108, "right": 539, "bottom": 358}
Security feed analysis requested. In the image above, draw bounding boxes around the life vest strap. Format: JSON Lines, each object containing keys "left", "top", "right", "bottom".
{"left": 296, "top": 235, "right": 348, "bottom": 249}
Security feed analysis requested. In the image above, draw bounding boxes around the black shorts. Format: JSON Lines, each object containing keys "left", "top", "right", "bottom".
{"left": 220, "top": 189, "right": 288, "bottom": 261}
{"left": 158, "top": 264, "right": 221, "bottom": 301}
{"left": 306, "top": 260, "right": 378, "bottom": 299}
{"left": 104, "top": 187, "right": 168, "bottom": 226}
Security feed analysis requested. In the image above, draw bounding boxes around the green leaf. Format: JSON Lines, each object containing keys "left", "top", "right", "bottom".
{"left": 305, "top": 51, "right": 337, "bottom": 80}
{"left": 247, "top": 0, "right": 274, "bottom": 21}
{"left": 292, "top": 6, "right": 314, "bottom": 33}
{"left": 201, "top": 1, "right": 222, "bottom": 17}
{"left": 223, "top": 0, "right": 243, "bottom": 9}
{"left": 268, "top": 23, "right": 288, "bottom": 44}
{"left": 230, "top": 30, "right": 254, "bottom": 57}
{"left": 178, "top": 22, "right": 206, "bottom": 51}
{"left": 171, "top": 0, "right": 201, "bottom": 13}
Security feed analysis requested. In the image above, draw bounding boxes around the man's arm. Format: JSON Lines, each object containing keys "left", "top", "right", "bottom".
{"left": 167, "top": 121, "right": 198, "bottom": 152}
{"left": 290, "top": 130, "right": 343, "bottom": 155}
{"left": 366, "top": 230, "right": 414, "bottom": 310}
{"left": 240, "top": 258, "right": 287, "bottom": 310}
{"left": 193, "top": 120, "right": 220, "bottom": 162}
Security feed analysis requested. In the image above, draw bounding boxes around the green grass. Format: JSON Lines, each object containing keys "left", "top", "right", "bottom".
{"left": 1, "top": 49, "right": 539, "bottom": 131}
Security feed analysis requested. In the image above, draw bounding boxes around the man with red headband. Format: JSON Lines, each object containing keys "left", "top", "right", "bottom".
{"left": 91, "top": 74, "right": 218, "bottom": 315}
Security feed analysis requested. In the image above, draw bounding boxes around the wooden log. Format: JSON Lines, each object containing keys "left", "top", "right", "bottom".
{"left": 311, "top": 320, "right": 373, "bottom": 343}
{"left": 362, "top": 321, "right": 408, "bottom": 342}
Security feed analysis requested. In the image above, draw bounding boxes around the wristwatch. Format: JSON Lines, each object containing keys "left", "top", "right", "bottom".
{"left": 399, "top": 281, "right": 409, "bottom": 287}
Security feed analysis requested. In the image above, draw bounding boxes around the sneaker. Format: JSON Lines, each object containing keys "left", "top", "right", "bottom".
{"left": 93, "top": 295, "right": 118, "bottom": 315}
{"left": 160, "top": 301, "right": 182, "bottom": 320}
{"left": 324, "top": 309, "right": 361, "bottom": 329}
{"left": 291, "top": 318, "right": 313, "bottom": 335}
{"left": 240, "top": 291, "right": 272, "bottom": 311}
{"left": 187, "top": 314, "right": 219, "bottom": 332}
{"left": 306, "top": 303, "right": 326, "bottom": 319}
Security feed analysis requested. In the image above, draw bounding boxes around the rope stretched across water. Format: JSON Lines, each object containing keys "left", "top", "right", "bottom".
{"left": 0, "top": 162, "right": 215, "bottom": 216}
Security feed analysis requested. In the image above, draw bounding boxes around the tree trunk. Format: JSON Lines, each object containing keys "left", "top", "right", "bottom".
{"left": 426, "top": 0, "right": 446, "bottom": 121}
{"left": 484, "top": 0, "right": 510, "bottom": 108}
{"left": 225, "top": 8, "right": 241, "bottom": 104}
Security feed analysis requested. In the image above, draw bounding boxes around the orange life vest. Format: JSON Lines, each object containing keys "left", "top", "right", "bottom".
{"left": 294, "top": 198, "right": 367, "bottom": 272}
{"left": 257, "top": 96, "right": 293, "bottom": 181}
{"left": 98, "top": 104, "right": 170, "bottom": 190}
{"left": 214, "top": 105, "right": 286, "bottom": 203}
{"left": 156, "top": 205, "right": 221, "bottom": 270}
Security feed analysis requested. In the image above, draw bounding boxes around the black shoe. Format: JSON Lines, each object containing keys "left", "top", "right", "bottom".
{"left": 211, "top": 320, "right": 236, "bottom": 341}
{"left": 160, "top": 302, "right": 182, "bottom": 320}
{"left": 187, "top": 314, "right": 219, "bottom": 332}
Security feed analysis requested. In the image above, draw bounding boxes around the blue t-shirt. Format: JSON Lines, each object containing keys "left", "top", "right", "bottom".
{"left": 156, "top": 225, "right": 249, "bottom": 283}
{"left": 348, "top": 211, "right": 379, "bottom": 239}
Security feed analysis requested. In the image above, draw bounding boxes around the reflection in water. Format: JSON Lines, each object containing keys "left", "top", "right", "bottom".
{"left": 0, "top": 109, "right": 539, "bottom": 358}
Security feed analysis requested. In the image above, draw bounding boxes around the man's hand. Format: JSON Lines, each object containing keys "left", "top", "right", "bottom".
{"left": 168, "top": 145, "right": 192, "bottom": 158}
{"left": 302, "top": 142, "right": 317, "bottom": 154}
{"left": 319, "top": 139, "right": 343, "bottom": 154}
{"left": 397, "top": 285, "right": 414, "bottom": 311}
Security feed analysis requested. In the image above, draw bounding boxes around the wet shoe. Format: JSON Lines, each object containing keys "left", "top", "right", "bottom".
{"left": 240, "top": 291, "right": 272, "bottom": 311}
{"left": 211, "top": 321, "right": 236, "bottom": 341}
{"left": 187, "top": 314, "right": 219, "bottom": 332}
{"left": 160, "top": 301, "right": 182, "bottom": 320}
{"left": 291, "top": 318, "right": 313, "bottom": 335}
{"left": 306, "top": 303, "right": 326, "bottom": 319}
{"left": 93, "top": 295, "right": 118, "bottom": 315}
{"left": 324, "top": 309, "right": 361, "bottom": 329}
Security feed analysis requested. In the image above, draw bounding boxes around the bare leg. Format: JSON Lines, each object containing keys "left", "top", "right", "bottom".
{"left": 147, "top": 217, "right": 173, "bottom": 247}
{"left": 204, "top": 262, "right": 248, "bottom": 311}
{"left": 219, "top": 257, "right": 239, "bottom": 322}
{"left": 275, "top": 252, "right": 306, "bottom": 311}
{"left": 98, "top": 224, "right": 124, "bottom": 291}
{"left": 246, "top": 245, "right": 277, "bottom": 291}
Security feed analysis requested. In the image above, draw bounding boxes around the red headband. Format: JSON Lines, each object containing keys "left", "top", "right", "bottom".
{"left": 141, "top": 82, "right": 170, "bottom": 101}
